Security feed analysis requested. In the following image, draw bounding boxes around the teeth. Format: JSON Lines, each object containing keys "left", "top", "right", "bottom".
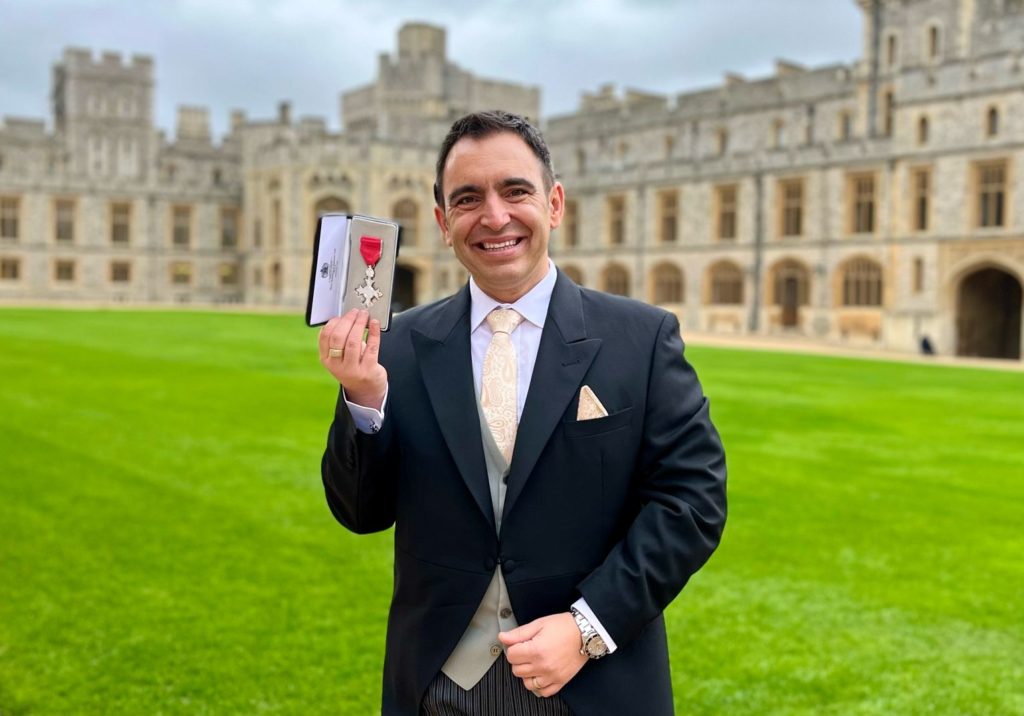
{"left": 482, "top": 239, "right": 518, "bottom": 251}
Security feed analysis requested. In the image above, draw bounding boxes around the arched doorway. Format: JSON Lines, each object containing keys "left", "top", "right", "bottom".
{"left": 393, "top": 265, "right": 417, "bottom": 312}
{"left": 956, "top": 267, "right": 1022, "bottom": 359}
{"left": 770, "top": 259, "right": 810, "bottom": 328}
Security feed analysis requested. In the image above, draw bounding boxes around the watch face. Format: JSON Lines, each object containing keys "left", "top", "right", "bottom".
{"left": 585, "top": 634, "right": 608, "bottom": 657}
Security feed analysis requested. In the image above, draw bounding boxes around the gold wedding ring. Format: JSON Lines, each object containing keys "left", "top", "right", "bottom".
{"left": 328, "top": 348, "right": 344, "bottom": 359}
{"left": 531, "top": 676, "right": 542, "bottom": 697}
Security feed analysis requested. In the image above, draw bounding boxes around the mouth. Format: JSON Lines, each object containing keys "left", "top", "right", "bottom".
{"left": 475, "top": 237, "right": 524, "bottom": 253}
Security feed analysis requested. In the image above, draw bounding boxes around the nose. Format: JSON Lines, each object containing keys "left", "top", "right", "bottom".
{"left": 479, "top": 193, "right": 510, "bottom": 230}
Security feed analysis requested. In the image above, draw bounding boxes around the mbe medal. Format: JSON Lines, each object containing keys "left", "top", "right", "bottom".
{"left": 355, "top": 235, "right": 384, "bottom": 308}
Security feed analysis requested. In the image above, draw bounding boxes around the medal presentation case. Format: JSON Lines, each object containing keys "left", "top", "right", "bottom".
{"left": 305, "top": 214, "right": 401, "bottom": 330}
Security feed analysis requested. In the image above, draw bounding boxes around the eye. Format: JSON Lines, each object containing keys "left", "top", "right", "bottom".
{"left": 453, "top": 195, "right": 480, "bottom": 207}
{"left": 507, "top": 187, "right": 530, "bottom": 199}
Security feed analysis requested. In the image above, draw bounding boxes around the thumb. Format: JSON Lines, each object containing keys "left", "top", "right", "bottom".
{"left": 499, "top": 619, "right": 543, "bottom": 646}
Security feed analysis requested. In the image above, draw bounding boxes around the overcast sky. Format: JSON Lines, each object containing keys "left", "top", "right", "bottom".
{"left": 0, "top": 0, "right": 863, "bottom": 139}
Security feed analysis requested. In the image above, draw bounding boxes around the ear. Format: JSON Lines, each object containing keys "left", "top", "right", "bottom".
{"left": 548, "top": 182, "right": 565, "bottom": 230}
{"left": 433, "top": 204, "right": 452, "bottom": 247}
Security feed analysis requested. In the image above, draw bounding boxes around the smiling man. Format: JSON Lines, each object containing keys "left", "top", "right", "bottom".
{"left": 318, "top": 111, "right": 727, "bottom": 715}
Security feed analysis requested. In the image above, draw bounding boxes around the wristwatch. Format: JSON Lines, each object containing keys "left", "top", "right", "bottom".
{"left": 570, "top": 606, "right": 609, "bottom": 659}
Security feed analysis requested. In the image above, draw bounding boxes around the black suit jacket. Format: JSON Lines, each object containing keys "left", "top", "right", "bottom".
{"left": 322, "top": 270, "right": 727, "bottom": 715}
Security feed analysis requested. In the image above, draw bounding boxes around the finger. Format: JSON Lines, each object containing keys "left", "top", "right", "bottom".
{"left": 504, "top": 641, "right": 537, "bottom": 665}
{"left": 321, "top": 312, "right": 357, "bottom": 360}
{"left": 362, "top": 318, "right": 381, "bottom": 365}
{"left": 342, "top": 310, "right": 369, "bottom": 367}
{"left": 509, "top": 662, "right": 535, "bottom": 677}
{"left": 499, "top": 620, "right": 542, "bottom": 646}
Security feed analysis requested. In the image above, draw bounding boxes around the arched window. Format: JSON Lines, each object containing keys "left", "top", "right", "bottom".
{"left": 312, "top": 196, "right": 350, "bottom": 233}
{"left": 560, "top": 264, "right": 584, "bottom": 285}
{"left": 392, "top": 198, "right": 418, "bottom": 247}
{"left": 708, "top": 261, "right": 745, "bottom": 305}
{"left": 602, "top": 263, "right": 630, "bottom": 296}
{"left": 651, "top": 263, "right": 684, "bottom": 304}
{"left": 986, "top": 106, "right": 999, "bottom": 137}
{"left": 841, "top": 258, "right": 883, "bottom": 306}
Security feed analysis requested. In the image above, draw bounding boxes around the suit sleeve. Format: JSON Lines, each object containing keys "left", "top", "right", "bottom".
{"left": 576, "top": 312, "right": 727, "bottom": 646}
{"left": 321, "top": 385, "right": 400, "bottom": 534}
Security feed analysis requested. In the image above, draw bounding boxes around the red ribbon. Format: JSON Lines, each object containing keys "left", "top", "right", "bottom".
{"left": 359, "top": 236, "right": 382, "bottom": 267}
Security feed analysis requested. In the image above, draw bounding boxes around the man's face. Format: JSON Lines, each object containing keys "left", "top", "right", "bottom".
{"left": 434, "top": 131, "right": 564, "bottom": 303}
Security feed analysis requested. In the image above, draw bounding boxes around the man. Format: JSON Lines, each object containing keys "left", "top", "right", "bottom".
{"left": 318, "top": 111, "right": 726, "bottom": 715}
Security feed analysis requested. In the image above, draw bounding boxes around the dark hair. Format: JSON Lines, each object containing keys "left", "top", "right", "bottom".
{"left": 433, "top": 110, "right": 555, "bottom": 208}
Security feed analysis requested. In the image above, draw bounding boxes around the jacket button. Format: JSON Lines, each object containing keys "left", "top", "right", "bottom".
{"left": 489, "top": 643, "right": 502, "bottom": 657}
{"left": 500, "top": 607, "right": 513, "bottom": 619}
{"left": 502, "top": 559, "right": 518, "bottom": 574}
{"left": 484, "top": 557, "right": 496, "bottom": 571}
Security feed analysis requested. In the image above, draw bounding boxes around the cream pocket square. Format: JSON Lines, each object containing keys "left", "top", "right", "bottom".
{"left": 577, "top": 385, "right": 609, "bottom": 421}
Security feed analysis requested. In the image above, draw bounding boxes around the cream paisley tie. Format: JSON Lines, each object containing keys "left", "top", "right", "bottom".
{"left": 481, "top": 308, "right": 524, "bottom": 464}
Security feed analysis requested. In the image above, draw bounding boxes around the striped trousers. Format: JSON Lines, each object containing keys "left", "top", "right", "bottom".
{"left": 421, "top": 656, "right": 574, "bottom": 716}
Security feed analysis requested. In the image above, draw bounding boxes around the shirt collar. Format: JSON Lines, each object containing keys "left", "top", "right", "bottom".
{"left": 469, "top": 259, "right": 556, "bottom": 333}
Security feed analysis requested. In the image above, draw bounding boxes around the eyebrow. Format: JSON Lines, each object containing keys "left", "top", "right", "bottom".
{"left": 446, "top": 177, "right": 538, "bottom": 206}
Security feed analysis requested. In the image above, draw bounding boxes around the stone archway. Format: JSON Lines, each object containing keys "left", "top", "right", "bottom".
{"left": 393, "top": 264, "right": 417, "bottom": 312}
{"left": 956, "top": 267, "right": 1022, "bottom": 359}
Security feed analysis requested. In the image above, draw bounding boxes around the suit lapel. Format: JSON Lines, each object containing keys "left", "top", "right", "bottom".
{"left": 411, "top": 286, "right": 495, "bottom": 533}
{"left": 502, "top": 273, "right": 601, "bottom": 523}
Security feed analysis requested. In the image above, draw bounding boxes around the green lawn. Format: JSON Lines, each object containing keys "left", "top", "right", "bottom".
{"left": 1, "top": 308, "right": 1021, "bottom": 715}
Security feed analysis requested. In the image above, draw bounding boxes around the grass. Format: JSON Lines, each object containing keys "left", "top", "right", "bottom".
{"left": 1, "top": 308, "right": 1022, "bottom": 715}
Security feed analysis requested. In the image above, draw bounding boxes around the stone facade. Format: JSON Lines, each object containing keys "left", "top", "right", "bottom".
{"left": 1, "top": 3, "right": 1022, "bottom": 359}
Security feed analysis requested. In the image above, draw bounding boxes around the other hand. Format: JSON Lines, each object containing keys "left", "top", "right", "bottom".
{"left": 499, "top": 613, "right": 588, "bottom": 698}
{"left": 318, "top": 309, "right": 387, "bottom": 410}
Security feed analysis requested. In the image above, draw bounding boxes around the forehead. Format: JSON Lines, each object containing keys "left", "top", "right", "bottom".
{"left": 442, "top": 131, "right": 545, "bottom": 184}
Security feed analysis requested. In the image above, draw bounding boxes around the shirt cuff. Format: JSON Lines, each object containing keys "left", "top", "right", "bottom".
{"left": 343, "top": 385, "right": 388, "bottom": 434}
{"left": 572, "top": 598, "right": 618, "bottom": 654}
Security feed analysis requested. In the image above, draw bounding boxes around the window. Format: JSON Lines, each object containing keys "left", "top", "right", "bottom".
{"left": 607, "top": 196, "right": 625, "bottom": 245}
{"left": 913, "top": 257, "right": 925, "bottom": 294}
{"left": 55, "top": 259, "right": 75, "bottom": 282}
{"left": 172, "top": 206, "right": 191, "bottom": 248}
{"left": 392, "top": 199, "right": 418, "bottom": 247}
{"left": 838, "top": 111, "right": 853, "bottom": 141}
{"left": 716, "top": 184, "right": 738, "bottom": 241}
{"left": 1, "top": 257, "right": 19, "bottom": 280}
{"left": 652, "top": 263, "right": 684, "bottom": 304}
{"left": 312, "top": 196, "right": 351, "bottom": 235}
{"left": 928, "top": 25, "right": 941, "bottom": 60}
{"left": 170, "top": 262, "right": 192, "bottom": 285}
{"left": 55, "top": 199, "right": 75, "bottom": 243}
{"left": 917, "top": 116, "right": 929, "bottom": 145}
{"left": 882, "top": 91, "right": 894, "bottom": 137}
{"left": 976, "top": 161, "right": 1006, "bottom": 228}
{"left": 220, "top": 207, "right": 238, "bottom": 249}
{"left": 219, "top": 263, "right": 239, "bottom": 286}
{"left": 664, "top": 135, "right": 675, "bottom": 159}
{"left": 658, "top": 191, "right": 678, "bottom": 243}
{"left": 886, "top": 34, "right": 898, "bottom": 67}
{"left": 772, "top": 119, "right": 785, "bottom": 149}
{"left": 709, "top": 261, "right": 744, "bottom": 305}
{"left": 911, "top": 168, "right": 931, "bottom": 232}
{"left": 271, "top": 198, "right": 282, "bottom": 248}
{"left": 110, "top": 261, "right": 131, "bottom": 283}
{"left": 561, "top": 264, "right": 583, "bottom": 285}
{"left": 715, "top": 128, "right": 729, "bottom": 156}
{"left": 562, "top": 200, "right": 578, "bottom": 247}
{"left": 602, "top": 263, "right": 629, "bottom": 296}
{"left": 111, "top": 202, "right": 131, "bottom": 245}
{"left": 0, "top": 197, "right": 18, "bottom": 240}
{"left": 849, "top": 174, "right": 876, "bottom": 234}
{"left": 986, "top": 106, "right": 999, "bottom": 137}
{"left": 779, "top": 179, "right": 804, "bottom": 238}
{"left": 841, "top": 258, "right": 883, "bottom": 306}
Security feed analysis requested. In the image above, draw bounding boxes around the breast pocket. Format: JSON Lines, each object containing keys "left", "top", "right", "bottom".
{"left": 562, "top": 406, "right": 633, "bottom": 439}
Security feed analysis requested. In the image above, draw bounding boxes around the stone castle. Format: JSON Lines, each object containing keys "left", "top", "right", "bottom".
{"left": 1, "top": 0, "right": 1022, "bottom": 360}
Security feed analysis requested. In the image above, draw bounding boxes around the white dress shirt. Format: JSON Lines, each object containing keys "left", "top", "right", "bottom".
{"left": 345, "top": 259, "right": 617, "bottom": 653}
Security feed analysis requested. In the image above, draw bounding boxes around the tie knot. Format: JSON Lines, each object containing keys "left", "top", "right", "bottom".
{"left": 486, "top": 308, "right": 523, "bottom": 335}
